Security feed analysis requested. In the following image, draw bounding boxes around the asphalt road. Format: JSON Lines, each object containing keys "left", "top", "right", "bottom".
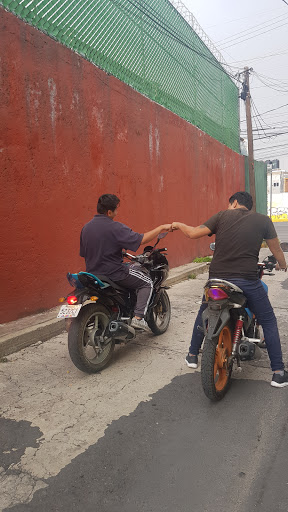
{"left": 273, "top": 221, "right": 288, "bottom": 242}
{"left": 1, "top": 254, "right": 288, "bottom": 512}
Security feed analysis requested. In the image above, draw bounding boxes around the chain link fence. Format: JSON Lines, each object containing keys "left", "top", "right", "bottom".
{"left": 1, "top": 0, "right": 240, "bottom": 152}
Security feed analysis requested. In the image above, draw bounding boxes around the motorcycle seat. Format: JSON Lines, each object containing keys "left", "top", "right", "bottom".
{"left": 96, "top": 275, "right": 127, "bottom": 292}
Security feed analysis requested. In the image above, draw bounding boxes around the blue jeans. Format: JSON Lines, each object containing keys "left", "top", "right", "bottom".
{"left": 189, "top": 278, "right": 284, "bottom": 372}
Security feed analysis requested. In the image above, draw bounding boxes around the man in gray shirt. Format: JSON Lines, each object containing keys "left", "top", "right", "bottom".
{"left": 80, "top": 194, "right": 171, "bottom": 331}
{"left": 172, "top": 191, "right": 288, "bottom": 388}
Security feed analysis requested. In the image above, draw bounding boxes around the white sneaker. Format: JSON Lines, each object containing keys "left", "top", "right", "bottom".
{"left": 131, "top": 317, "right": 150, "bottom": 332}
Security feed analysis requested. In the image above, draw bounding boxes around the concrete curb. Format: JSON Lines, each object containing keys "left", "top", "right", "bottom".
{"left": 0, "top": 262, "right": 209, "bottom": 358}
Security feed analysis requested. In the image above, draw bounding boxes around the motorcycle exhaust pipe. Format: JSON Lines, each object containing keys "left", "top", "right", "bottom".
{"left": 108, "top": 321, "right": 136, "bottom": 340}
{"left": 239, "top": 340, "right": 262, "bottom": 361}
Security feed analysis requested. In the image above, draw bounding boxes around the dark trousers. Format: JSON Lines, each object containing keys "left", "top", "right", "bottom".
{"left": 116, "top": 264, "right": 153, "bottom": 318}
{"left": 189, "top": 278, "right": 284, "bottom": 372}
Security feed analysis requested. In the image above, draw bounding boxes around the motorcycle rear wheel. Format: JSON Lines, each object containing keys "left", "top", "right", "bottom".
{"left": 201, "top": 324, "right": 233, "bottom": 401}
{"left": 148, "top": 290, "right": 171, "bottom": 335}
{"left": 68, "top": 304, "right": 114, "bottom": 374}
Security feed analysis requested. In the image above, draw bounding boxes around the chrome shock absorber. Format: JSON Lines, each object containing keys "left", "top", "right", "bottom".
{"left": 232, "top": 316, "right": 244, "bottom": 357}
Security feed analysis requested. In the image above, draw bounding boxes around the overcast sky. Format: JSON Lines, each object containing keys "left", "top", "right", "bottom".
{"left": 182, "top": 0, "right": 288, "bottom": 170}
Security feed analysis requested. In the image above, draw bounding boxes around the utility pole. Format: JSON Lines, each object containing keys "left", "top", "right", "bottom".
{"left": 243, "top": 67, "right": 256, "bottom": 211}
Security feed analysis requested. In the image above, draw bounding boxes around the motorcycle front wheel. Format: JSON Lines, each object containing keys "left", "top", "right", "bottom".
{"left": 68, "top": 304, "right": 114, "bottom": 374}
{"left": 148, "top": 290, "right": 171, "bottom": 335}
{"left": 201, "top": 324, "right": 233, "bottom": 401}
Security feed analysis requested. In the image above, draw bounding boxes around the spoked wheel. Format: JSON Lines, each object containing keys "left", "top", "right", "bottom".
{"left": 201, "top": 324, "right": 233, "bottom": 401}
{"left": 68, "top": 304, "right": 114, "bottom": 373}
{"left": 148, "top": 290, "right": 171, "bottom": 335}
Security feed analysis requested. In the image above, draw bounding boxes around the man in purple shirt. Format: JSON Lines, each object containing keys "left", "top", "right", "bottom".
{"left": 80, "top": 194, "right": 171, "bottom": 331}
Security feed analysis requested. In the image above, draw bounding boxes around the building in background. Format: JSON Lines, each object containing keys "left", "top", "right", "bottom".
{"left": 266, "top": 160, "right": 288, "bottom": 221}
{"left": 240, "top": 137, "right": 248, "bottom": 156}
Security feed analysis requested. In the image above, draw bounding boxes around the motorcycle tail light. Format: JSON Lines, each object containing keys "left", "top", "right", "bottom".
{"left": 67, "top": 295, "right": 78, "bottom": 305}
{"left": 208, "top": 288, "right": 228, "bottom": 300}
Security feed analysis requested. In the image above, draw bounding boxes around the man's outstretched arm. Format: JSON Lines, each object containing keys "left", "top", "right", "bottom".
{"left": 172, "top": 222, "right": 212, "bottom": 239}
{"left": 266, "top": 237, "right": 287, "bottom": 271}
{"left": 141, "top": 224, "right": 172, "bottom": 245}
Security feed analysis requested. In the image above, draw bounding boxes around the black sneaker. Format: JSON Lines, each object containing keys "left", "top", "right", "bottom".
{"left": 185, "top": 354, "right": 198, "bottom": 369}
{"left": 271, "top": 370, "right": 288, "bottom": 388}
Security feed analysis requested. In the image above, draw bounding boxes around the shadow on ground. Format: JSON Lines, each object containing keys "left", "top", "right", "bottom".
{"left": 5, "top": 373, "right": 288, "bottom": 512}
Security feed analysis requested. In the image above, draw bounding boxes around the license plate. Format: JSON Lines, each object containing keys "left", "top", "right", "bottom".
{"left": 57, "top": 304, "right": 82, "bottom": 318}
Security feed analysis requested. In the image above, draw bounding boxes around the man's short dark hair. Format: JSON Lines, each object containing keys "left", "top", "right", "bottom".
{"left": 229, "top": 191, "right": 253, "bottom": 211}
{"left": 97, "top": 194, "right": 120, "bottom": 214}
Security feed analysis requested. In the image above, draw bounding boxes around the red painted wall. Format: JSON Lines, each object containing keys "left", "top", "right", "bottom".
{"left": 0, "top": 9, "right": 245, "bottom": 323}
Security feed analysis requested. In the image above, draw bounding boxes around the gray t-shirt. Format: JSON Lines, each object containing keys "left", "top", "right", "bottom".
{"left": 80, "top": 215, "right": 143, "bottom": 281}
{"left": 204, "top": 209, "right": 277, "bottom": 280}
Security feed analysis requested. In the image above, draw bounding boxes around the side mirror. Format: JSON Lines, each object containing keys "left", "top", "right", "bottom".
{"left": 210, "top": 242, "right": 215, "bottom": 251}
{"left": 158, "top": 232, "right": 168, "bottom": 240}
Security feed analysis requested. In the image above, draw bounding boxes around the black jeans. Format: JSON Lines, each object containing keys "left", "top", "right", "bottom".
{"left": 189, "top": 278, "right": 284, "bottom": 372}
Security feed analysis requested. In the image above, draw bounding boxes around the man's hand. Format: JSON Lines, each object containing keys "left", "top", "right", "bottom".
{"left": 266, "top": 238, "right": 287, "bottom": 272}
{"left": 162, "top": 224, "right": 173, "bottom": 232}
{"left": 171, "top": 222, "right": 180, "bottom": 231}
{"left": 276, "top": 263, "right": 287, "bottom": 272}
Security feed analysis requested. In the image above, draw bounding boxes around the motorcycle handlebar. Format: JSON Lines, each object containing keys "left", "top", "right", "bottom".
{"left": 124, "top": 247, "right": 168, "bottom": 264}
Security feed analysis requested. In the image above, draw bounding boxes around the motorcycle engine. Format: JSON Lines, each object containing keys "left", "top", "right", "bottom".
{"left": 239, "top": 340, "right": 256, "bottom": 361}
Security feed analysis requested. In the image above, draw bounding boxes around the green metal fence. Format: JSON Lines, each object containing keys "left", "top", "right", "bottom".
{"left": 1, "top": 0, "right": 240, "bottom": 152}
{"left": 245, "top": 158, "right": 267, "bottom": 214}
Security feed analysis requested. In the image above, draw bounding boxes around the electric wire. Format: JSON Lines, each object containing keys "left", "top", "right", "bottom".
{"left": 219, "top": 20, "right": 288, "bottom": 50}
{"left": 254, "top": 143, "right": 288, "bottom": 152}
{"left": 111, "top": 0, "right": 242, "bottom": 82}
{"left": 207, "top": 7, "right": 285, "bottom": 29}
{"left": 229, "top": 49, "right": 288, "bottom": 64}
{"left": 216, "top": 12, "right": 288, "bottom": 45}
{"left": 253, "top": 72, "right": 288, "bottom": 92}
{"left": 253, "top": 132, "right": 288, "bottom": 140}
{"left": 251, "top": 98, "right": 270, "bottom": 135}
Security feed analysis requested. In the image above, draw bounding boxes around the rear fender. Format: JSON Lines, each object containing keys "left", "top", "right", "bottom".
{"left": 202, "top": 306, "right": 231, "bottom": 339}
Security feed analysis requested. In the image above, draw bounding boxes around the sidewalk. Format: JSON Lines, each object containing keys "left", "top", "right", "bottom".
{"left": 0, "top": 261, "right": 210, "bottom": 358}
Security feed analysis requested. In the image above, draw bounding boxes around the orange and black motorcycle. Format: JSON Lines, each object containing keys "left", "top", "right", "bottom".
{"left": 200, "top": 243, "right": 281, "bottom": 401}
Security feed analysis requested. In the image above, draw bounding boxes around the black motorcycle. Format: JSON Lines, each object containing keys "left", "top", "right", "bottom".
{"left": 200, "top": 243, "right": 284, "bottom": 401}
{"left": 57, "top": 233, "right": 170, "bottom": 373}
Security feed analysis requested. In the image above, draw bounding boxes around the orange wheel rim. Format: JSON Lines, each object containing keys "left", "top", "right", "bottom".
{"left": 214, "top": 326, "right": 232, "bottom": 391}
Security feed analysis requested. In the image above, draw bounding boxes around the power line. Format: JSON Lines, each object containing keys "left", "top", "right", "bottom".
{"left": 256, "top": 72, "right": 288, "bottom": 85}
{"left": 258, "top": 151, "right": 288, "bottom": 158}
{"left": 254, "top": 143, "right": 288, "bottom": 152}
{"left": 115, "top": 0, "right": 241, "bottom": 82}
{"left": 242, "top": 127, "right": 288, "bottom": 133}
{"left": 207, "top": 7, "right": 285, "bottom": 29}
{"left": 229, "top": 49, "right": 288, "bottom": 64}
{"left": 253, "top": 102, "right": 288, "bottom": 116}
{"left": 216, "top": 13, "right": 288, "bottom": 45}
{"left": 241, "top": 113, "right": 288, "bottom": 123}
{"left": 253, "top": 132, "right": 288, "bottom": 140}
{"left": 251, "top": 97, "right": 270, "bottom": 134}
{"left": 253, "top": 72, "right": 288, "bottom": 92}
{"left": 255, "top": 76, "right": 288, "bottom": 93}
{"left": 220, "top": 20, "right": 288, "bottom": 50}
